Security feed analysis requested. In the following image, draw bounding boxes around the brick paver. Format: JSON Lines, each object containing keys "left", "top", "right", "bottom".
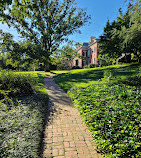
{"left": 42, "top": 76, "right": 103, "bottom": 158}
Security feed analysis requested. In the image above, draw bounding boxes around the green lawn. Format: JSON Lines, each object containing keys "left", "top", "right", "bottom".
{"left": 16, "top": 70, "right": 69, "bottom": 76}
{"left": 53, "top": 64, "right": 140, "bottom": 92}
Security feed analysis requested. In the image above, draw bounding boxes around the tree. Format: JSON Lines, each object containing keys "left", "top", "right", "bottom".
{"left": 0, "top": 0, "right": 12, "bottom": 13}
{"left": 0, "top": 29, "right": 41, "bottom": 70}
{"left": 118, "top": 0, "right": 141, "bottom": 62}
{"left": 99, "top": 4, "right": 132, "bottom": 64}
{"left": 0, "top": 0, "right": 13, "bottom": 23}
{"left": 51, "top": 41, "right": 78, "bottom": 69}
{"left": 2, "top": 0, "right": 90, "bottom": 71}
{"left": 0, "top": 29, "right": 21, "bottom": 69}
{"left": 99, "top": 19, "right": 122, "bottom": 64}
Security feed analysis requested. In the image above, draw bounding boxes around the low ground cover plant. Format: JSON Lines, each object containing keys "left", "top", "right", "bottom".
{"left": 0, "top": 71, "right": 48, "bottom": 158}
{"left": 54, "top": 64, "right": 141, "bottom": 157}
{"left": 68, "top": 78, "right": 141, "bottom": 157}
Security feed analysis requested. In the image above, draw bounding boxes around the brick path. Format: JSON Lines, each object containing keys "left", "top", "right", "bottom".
{"left": 42, "top": 76, "right": 103, "bottom": 158}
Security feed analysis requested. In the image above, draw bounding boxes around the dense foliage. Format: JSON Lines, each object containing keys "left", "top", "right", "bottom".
{"left": 51, "top": 41, "right": 79, "bottom": 70}
{"left": 0, "top": 70, "right": 36, "bottom": 100}
{"left": 0, "top": 29, "right": 46, "bottom": 71}
{"left": 0, "top": 71, "right": 48, "bottom": 157}
{"left": 68, "top": 77, "right": 141, "bottom": 157}
{"left": 1, "top": 0, "right": 90, "bottom": 71}
{"left": 54, "top": 64, "right": 141, "bottom": 157}
{"left": 99, "top": 1, "right": 141, "bottom": 64}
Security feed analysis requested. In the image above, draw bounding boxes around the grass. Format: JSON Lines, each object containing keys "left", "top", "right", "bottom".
{"left": 16, "top": 70, "right": 69, "bottom": 76}
{"left": 54, "top": 64, "right": 140, "bottom": 92}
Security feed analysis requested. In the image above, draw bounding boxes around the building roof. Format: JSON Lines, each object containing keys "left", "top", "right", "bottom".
{"left": 76, "top": 37, "right": 99, "bottom": 51}
{"left": 83, "top": 43, "right": 89, "bottom": 46}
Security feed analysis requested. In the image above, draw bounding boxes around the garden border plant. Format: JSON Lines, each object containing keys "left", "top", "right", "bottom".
{"left": 68, "top": 76, "right": 141, "bottom": 157}
{"left": 0, "top": 70, "right": 49, "bottom": 158}
{"left": 53, "top": 64, "right": 141, "bottom": 158}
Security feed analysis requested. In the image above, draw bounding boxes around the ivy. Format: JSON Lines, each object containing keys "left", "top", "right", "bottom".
{"left": 68, "top": 78, "right": 141, "bottom": 157}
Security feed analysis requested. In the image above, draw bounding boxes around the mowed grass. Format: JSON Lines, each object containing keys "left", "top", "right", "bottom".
{"left": 16, "top": 70, "right": 69, "bottom": 76}
{"left": 53, "top": 64, "right": 140, "bottom": 92}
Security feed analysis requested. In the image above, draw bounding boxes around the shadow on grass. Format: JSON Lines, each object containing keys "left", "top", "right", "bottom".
{"left": 50, "top": 71, "right": 56, "bottom": 74}
{"left": 53, "top": 64, "right": 141, "bottom": 92}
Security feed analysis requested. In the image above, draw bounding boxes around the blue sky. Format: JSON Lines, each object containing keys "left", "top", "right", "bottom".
{"left": 69, "top": 0, "right": 130, "bottom": 43}
{"left": 0, "top": 0, "right": 130, "bottom": 43}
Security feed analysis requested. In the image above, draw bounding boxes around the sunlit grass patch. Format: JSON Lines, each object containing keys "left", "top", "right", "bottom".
{"left": 54, "top": 64, "right": 140, "bottom": 92}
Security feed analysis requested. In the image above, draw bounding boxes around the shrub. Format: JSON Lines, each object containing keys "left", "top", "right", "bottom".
{"left": 83, "top": 65, "right": 89, "bottom": 69}
{"left": 68, "top": 79, "right": 141, "bottom": 158}
{"left": 121, "top": 75, "right": 141, "bottom": 87}
{"left": 103, "top": 69, "right": 117, "bottom": 80}
{"left": 89, "top": 64, "right": 96, "bottom": 68}
{"left": 72, "top": 65, "right": 81, "bottom": 69}
{"left": 0, "top": 70, "right": 37, "bottom": 100}
{"left": 0, "top": 71, "right": 48, "bottom": 157}
{"left": 83, "top": 64, "right": 97, "bottom": 69}
{"left": 0, "top": 93, "right": 48, "bottom": 158}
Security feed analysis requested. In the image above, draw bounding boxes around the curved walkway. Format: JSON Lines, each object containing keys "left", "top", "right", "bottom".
{"left": 42, "top": 76, "right": 103, "bottom": 158}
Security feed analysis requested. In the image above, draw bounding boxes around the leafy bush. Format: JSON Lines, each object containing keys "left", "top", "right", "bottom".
{"left": 103, "top": 69, "right": 117, "bottom": 79}
{"left": 72, "top": 65, "right": 81, "bottom": 69}
{"left": 0, "top": 102, "right": 40, "bottom": 157}
{"left": 83, "top": 64, "right": 97, "bottom": 69}
{"left": 68, "top": 79, "right": 141, "bottom": 157}
{"left": 83, "top": 65, "right": 89, "bottom": 69}
{"left": 89, "top": 63, "right": 96, "bottom": 68}
{"left": 0, "top": 70, "right": 36, "bottom": 100}
{"left": 121, "top": 75, "right": 141, "bottom": 87}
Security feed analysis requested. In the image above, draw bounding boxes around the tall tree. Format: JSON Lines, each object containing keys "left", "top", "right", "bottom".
{"left": 51, "top": 41, "right": 78, "bottom": 69}
{"left": 2, "top": 0, "right": 90, "bottom": 71}
{"left": 118, "top": 0, "right": 141, "bottom": 62}
{"left": 0, "top": 0, "right": 13, "bottom": 22}
{"left": 99, "top": 4, "right": 132, "bottom": 63}
{"left": 0, "top": 29, "right": 41, "bottom": 70}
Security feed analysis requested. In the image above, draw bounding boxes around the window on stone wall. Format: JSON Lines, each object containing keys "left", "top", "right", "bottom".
{"left": 82, "top": 52, "right": 85, "bottom": 56}
{"left": 88, "top": 50, "right": 90, "bottom": 57}
{"left": 82, "top": 51, "right": 87, "bottom": 57}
